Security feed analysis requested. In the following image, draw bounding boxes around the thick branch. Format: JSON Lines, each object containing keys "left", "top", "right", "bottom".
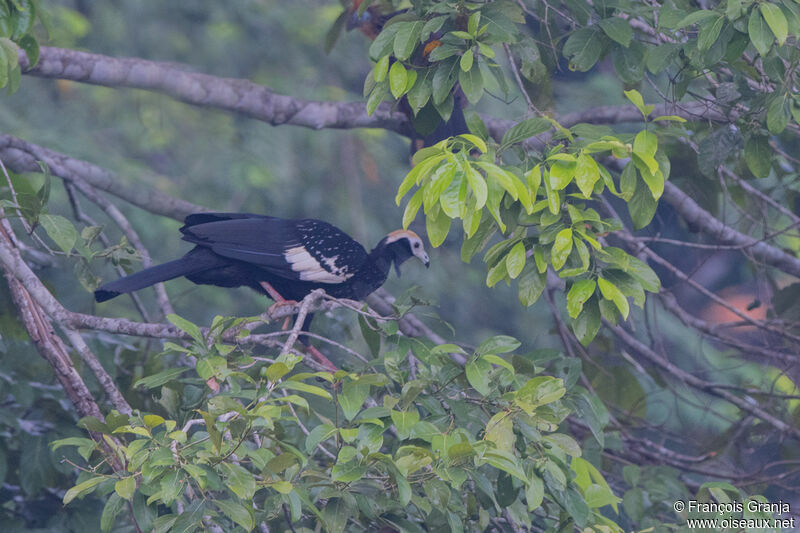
{"left": 661, "top": 181, "right": 800, "bottom": 278}
{"left": 20, "top": 47, "right": 412, "bottom": 136}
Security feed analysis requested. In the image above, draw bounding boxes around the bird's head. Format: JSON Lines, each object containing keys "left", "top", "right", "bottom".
{"left": 380, "top": 229, "right": 430, "bottom": 276}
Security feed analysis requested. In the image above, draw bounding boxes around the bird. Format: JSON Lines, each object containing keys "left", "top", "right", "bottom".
{"left": 94, "top": 213, "right": 430, "bottom": 371}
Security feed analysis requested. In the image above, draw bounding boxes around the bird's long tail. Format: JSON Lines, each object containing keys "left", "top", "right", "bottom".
{"left": 94, "top": 258, "right": 200, "bottom": 302}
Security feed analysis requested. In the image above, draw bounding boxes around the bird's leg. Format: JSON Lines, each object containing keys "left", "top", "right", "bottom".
{"left": 303, "top": 344, "right": 338, "bottom": 372}
{"left": 259, "top": 281, "right": 296, "bottom": 330}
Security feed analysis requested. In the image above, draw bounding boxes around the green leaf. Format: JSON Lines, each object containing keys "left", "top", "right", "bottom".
{"left": 526, "top": 475, "right": 545, "bottom": 510}
{"left": 563, "top": 27, "right": 606, "bottom": 71}
{"left": 500, "top": 118, "right": 551, "bottom": 149}
{"left": 575, "top": 153, "right": 600, "bottom": 198}
{"left": 391, "top": 409, "right": 420, "bottom": 437}
{"left": 466, "top": 166, "right": 489, "bottom": 210}
{"left": 19, "top": 34, "right": 39, "bottom": 67}
{"left": 623, "top": 90, "right": 653, "bottom": 118}
{"left": 674, "top": 9, "right": 717, "bottom": 29}
{"left": 477, "top": 335, "right": 521, "bottom": 355}
{"left": 133, "top": 367, "right": 189, "bottom": 389}
{"left": 567, "top": 280, "right": 597, "bottom": 319}
{"left": 460, "top": 48, "right": 474, "bottom": 71}
{"left": 332, "top": 462, "right": 366, "bottom": 483}
{"left": 458, "top": 133, "right": 488, "bottom": 153}
{"left": 597, "top": 277, "right": 630, "bottom": 319}
{"left": 505, "top": 242, "right": 526, "bottom": 279}
{"left": 426, "top": 203, "right": 452, "bottom": 247}
{"left": 611, "top": 42, "right": 645, "bottom": 84}
{"left": 389, "top": 61, "right": 408, "bottom": 99}
{"left": 216, "top": 499, "right": 255, "bottom": 532}
{"left": 760, "top": 3, "right": 788, "bottom": 45}
{"left": 744, "top": 135, "right": 771, "bottom": 178}
{"left": 305, "top": 423, "right": 337, "bottom": 453}
{"left": 633, "top": 130, "right": 657, "bottom": 159}
{"left": 393, "top": 21, "right": 425, "bottom": 60}
{"left": 697, "top": 16, "right": 725, "bottom": 51}
{"left": 628, "top": 178, "right": 657, "bottom": 229}
{"left": 551, "top": 228, "right": 574, "bottom": 270}
{"left": 766, "top": 95, "right": 790, "bottom": 134}
{"left": 278, "top": 380, "right": 333, "bottom": 400}
{"left": 458, "top": 62, "right": 484, "bottom": 104}
{"left": 482, "top": 450, "right": 528, "bottom": 482}
{"left": 340, "top": 382, "right": 370, "bottom": 421}
{"left": 749, "top": 8, "right": 773, "bottom": 56}
{"left": 518, "top": 264, "right": 546, "bottom": 306}
{"left": 0, "top": 45, "right": 7, "bottom": 89}
{"left": 598, "top": 18, "right": 632, "bottom": 47}
{"left": 101, "top": 493, "right": 125, "bottom": 532}
{"left": 549, "top": 159, "right": 576, "bottom": 190}
{"left": 143, "top": 414, "right": 165, "bottom": 428}
{"left": 64, "top": 476, "right": 106, "bottom": 505}
{"left": 0, "top": 38, "right": 18, "bottom": 74}
{"left": 485, "top": 412, "right": 515, "bottom": 453}
{"left": 652, "top": 115, "right": 686, "bottom": 123}
{"left": 406, "top": 66, "right": 433, "bottom": 112}
{"left": 546, "top": 183, "right": 560, "bottom": 215}
{"left": 475, "top": 162, "right": 519, "bottom": 201}
{"left": 526, "top": 164, "right": 542, "bottom": 202}
{"left": 461, "top": 214, "right": 496, "bottom": 261}
{"left": 619, "top": 161, "right": 637, "bottom": 201}
{"left": 450, "top": 30, "right": 474, "bottom": 40}
{"left": 481, "top": 354, "right": 515, "bottom": 374}
{"left": 115, "top": 476, "right": 136, "bottom": 501}
{"left": 432, "top": 58, "right": 459, "bottom": 104}
{"left": 396, "top": 154, "right": 446, "bottom": 204}
{"left": 39, "top": 214, "right": 78, "bottom": 254}
{"left": 373, "top": 54, "right": 389, "bottom": 82}
{"left": 365, "top": 83, "right": 386, "bottom": 116}
{"left": 466, "top": 358, "right": 492, "bottom": 396}
{"left": 639, "top": 166, "right": 665, "bottom": 201}
{"left": 167, "top": 314, "right": 204, "bottom": 343}
{"left": 646, "top": 42, "right": 679, "bottom": 74}
{"left": 223, "top": 463, "right": 256, "bottom": 500}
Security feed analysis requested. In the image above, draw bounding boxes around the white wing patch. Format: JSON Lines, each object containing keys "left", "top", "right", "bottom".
{"left": 284, "top": 246, "right": 354, "bottom": 284}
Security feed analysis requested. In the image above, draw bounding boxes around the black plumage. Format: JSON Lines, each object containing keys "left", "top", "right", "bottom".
{"left": 95, "top": 213, "right": 429, "bottom": 303}
{"left": 94, "top": 213, "right": 430, "bottom": 368}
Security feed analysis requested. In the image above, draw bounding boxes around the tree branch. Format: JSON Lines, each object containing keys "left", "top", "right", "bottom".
{"left": 20, "top": 47, "right": 413, "bottom": 137}
{"left": 609, "top": 322, "right": 800, "bottom": 440}
{"left": 0, "top": 132, "right": 206, "bottom": 220}
{"left": 661, "top": 181, "right": 800, "bottom": 278}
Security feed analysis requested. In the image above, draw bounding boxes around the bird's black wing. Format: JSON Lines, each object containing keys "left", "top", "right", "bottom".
{"left": 180, "top": 215, "right": 368, "bottom": 284}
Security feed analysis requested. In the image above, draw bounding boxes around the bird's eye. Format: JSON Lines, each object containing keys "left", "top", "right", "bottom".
{"left": 413, "top": 242, "right": 420, "bottom": 248}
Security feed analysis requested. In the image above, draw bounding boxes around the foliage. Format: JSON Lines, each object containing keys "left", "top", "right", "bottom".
{"left": 0, "top": 0, "right": 40, "bottom": 93}
{"left": 53, "top": 315, "right": 627, "bottom": 532}
{"left": 395, "top": 99, "right": 669, "bottom": 345}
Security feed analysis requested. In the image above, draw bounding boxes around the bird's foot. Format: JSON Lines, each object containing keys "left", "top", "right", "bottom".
{"left": 303, "top": 344, "right": 338, "bottom": 373}
{"left": 267, "top": 299, "right": 299, "bottom": 330}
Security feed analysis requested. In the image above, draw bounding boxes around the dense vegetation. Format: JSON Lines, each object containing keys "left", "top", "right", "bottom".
{"left": 1, "top": 0, "right": 800, "bottom": 531}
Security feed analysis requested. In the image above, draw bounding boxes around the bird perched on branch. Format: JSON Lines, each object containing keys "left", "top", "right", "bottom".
{"left": 95, "top": 213, "right": 430, "bottom": 370}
